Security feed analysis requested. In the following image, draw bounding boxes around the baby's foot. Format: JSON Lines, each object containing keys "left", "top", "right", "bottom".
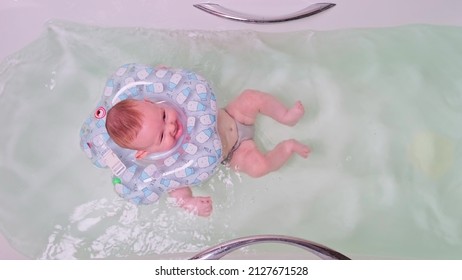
{"left": 286, "top": 139, "right": 310, "bottom": 158}
{"left": 284, "top": 101, "right": 305, "bottom": 126}
{"left": 180, "top": 196, "right": 213, "bottom": 217}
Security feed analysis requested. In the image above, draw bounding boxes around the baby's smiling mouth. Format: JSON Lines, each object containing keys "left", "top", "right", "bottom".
{"left": 174, "top": 119, "right": 183, "bottom": 139}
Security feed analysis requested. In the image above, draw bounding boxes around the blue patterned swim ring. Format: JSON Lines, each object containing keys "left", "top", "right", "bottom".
{"left": 80, "top": 63, "right": 222, "bottom": 204}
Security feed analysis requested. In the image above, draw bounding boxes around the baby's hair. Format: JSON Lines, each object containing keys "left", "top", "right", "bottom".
{"left": 106, "top": 99, "right": 144, "bottom": 149}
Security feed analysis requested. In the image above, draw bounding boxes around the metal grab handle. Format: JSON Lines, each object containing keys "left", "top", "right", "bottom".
{"left": 193, "top": 3, "right": 336, "bottom": 24}
{"left": 189, "top": 235, "right": 350, "bottom": 260}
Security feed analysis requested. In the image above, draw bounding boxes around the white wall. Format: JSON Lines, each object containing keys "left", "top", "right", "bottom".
{"left": 1, "top": 0, "right": 462, "bottom": 61}
{"left": 0, "top": 0, "right": 461, "bottom": 259}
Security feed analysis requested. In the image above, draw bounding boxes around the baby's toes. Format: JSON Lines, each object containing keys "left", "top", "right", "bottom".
{"left": 302, "top": 147, "right": 311, "bottom": 158}
{"left": 295, "top": 143, "right": 310, "bottom": 158}
{"left": 295, "top": 101, "right": 305, "bottom": 112}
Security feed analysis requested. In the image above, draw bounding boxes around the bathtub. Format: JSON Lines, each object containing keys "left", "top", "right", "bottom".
{"left": 1, "top": 0, "right": 461, "bottom": 260}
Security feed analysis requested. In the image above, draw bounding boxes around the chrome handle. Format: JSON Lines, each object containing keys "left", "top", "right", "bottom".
{"left": 189, "top": 235, "right": 350, "bottom": 260}
{"left": 193, "top": 2, "right": 336, "bottom": 24}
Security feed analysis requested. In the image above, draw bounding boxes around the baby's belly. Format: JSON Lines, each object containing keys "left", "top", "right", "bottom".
{"left": 217, "top": 109, "right": 238, "bottom": 160}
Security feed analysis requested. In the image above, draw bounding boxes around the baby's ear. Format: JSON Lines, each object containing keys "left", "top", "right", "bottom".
{"left": 135, "top": 150, "right": 148, "bottom": 159}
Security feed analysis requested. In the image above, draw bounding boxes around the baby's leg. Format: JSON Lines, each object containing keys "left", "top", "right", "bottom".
{"left": 225, "top": 89, "right": 305, "bottom": 126}
{"left": 168, "top": 187, "right": 213, "bottom": 217}
{"left": 230, "top": 139, "right": 310, "bottom": 178}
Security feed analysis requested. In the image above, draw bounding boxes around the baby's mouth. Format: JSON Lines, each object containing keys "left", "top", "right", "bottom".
{"left": 174, "top": 119, "right": 183, "bottom": 140}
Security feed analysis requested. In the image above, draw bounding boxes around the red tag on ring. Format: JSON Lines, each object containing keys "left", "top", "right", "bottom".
{"left": 94, "top": 107, "right": 106, "bottom": 119}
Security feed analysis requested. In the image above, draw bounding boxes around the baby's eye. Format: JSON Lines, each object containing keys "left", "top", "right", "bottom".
{"left": 160, "top": 133, "right": 164, "bottom": 142}
{"left": 163, "top": 111, "right": 166, "bottom": 122}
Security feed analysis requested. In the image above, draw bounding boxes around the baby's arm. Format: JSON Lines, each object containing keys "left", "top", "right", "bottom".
{"left": 168, "top": 187, "right": 213, "bottom": 217}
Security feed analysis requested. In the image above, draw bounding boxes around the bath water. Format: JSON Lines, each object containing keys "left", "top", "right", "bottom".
{"left": 1, "top": 21, "right": 462, "bottom": 259}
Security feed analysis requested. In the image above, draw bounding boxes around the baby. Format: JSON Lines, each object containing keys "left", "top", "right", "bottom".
{"left": 106, "top": 89, "right": 310, "bottom": 216}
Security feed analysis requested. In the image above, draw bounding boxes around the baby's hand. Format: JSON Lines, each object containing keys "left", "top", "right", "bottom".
{"left": 181, "top": 196, "right": 213, "bottom": 217}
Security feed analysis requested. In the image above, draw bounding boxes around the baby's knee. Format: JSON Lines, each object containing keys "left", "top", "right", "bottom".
{"left": 240, "top": 89, "right": 265, "bottom": 102}
{"left": 242, "top": 158, "right": 271, "bottom": 178}
{"left": 246, "top": 168, "right": 268, "bottom": 178}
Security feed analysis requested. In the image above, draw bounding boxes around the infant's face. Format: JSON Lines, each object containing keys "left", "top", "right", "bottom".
{"left": 131, "top": 100, "right": 183, "bottom": 155}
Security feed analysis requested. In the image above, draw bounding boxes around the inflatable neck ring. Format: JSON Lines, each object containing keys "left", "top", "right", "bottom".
{"left": 80, "top": 63, "right": 222, "bottom": 204}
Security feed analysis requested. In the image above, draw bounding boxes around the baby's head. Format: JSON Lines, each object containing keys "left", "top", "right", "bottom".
{"left": 106, "top": 99, "right": 183, "bottom": 159}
